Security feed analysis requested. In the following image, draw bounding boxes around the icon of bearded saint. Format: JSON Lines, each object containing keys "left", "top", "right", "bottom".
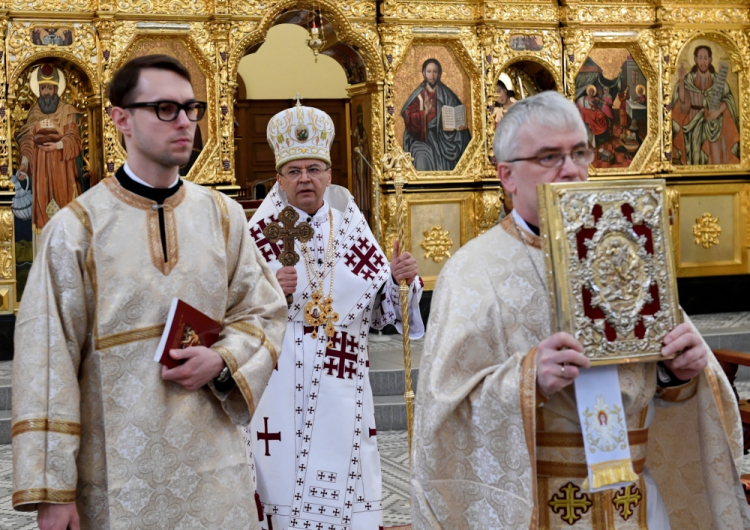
{"left": 15, "top": 64, "right": 84, "bottom": 231}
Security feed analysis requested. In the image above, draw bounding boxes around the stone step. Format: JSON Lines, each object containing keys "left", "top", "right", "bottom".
{"left": 374, "top": 395, "right": 410, "bottom": 432}
{"left": 702, "top": 329, "right": 750, "bottom": 354}
{"left": 370, "top": 369, "right": 419, "bottom": 431}
{"left": 369, "top": 368, "right": 419, "bottom": 397}
{"left": 0, "top": 383, "right": 10, "bottom": 412}
{"left": 0, "top": 410, "right": 10, "bottom": 444}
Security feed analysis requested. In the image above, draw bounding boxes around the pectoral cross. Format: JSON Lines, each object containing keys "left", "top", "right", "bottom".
{"left": 263, "top": 206, "right": 314, "bottom": 305}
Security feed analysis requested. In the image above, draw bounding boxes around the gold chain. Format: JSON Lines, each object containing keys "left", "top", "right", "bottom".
{"left": 301, "top": 208, "right": 339, "bottom": 346}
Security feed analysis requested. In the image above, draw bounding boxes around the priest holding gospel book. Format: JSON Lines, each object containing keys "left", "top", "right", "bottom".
{"left": 411, "top": 91, "right": 750, "bottom": 529}
{"left": 11, "top": 55, "right": 287, "bottom": 530}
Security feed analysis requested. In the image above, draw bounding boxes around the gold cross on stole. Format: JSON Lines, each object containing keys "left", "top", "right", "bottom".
{"left": 613, "top": 484, "right": 641, "bottom": 520}
{"left": 263, "top": 206, "right": 314, "bottom": 304}
{"left": 548, "top": 483, "right": 592, "bottom": 525}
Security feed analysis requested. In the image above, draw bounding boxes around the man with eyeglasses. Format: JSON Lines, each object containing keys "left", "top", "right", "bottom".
{"left": 245, "top": 101, "right": 424, "bottom": 530}
{"left": 411, "top": 91, "right": 749, "bottom": 529}
{"left": 12, "top": 54, "right": 287, "bottom": 530}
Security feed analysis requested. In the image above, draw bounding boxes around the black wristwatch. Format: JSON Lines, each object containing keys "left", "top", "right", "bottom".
{"left": 216, "top": 364, "right": 231, "bottom": 383}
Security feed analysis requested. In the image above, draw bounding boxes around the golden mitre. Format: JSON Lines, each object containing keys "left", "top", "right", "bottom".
{"left": 267, "top": 98, "right": 335, "bottom": 171}
{"left": 37, "top": 64, "right": 60, "bottom": 86}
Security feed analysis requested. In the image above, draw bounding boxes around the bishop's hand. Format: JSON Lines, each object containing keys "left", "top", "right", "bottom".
{"left": 536, "top": 332, "right": 590, "bottom": 397}
{"left": 276, "top": 266, "right": 298, "bottom": 296}
{"left": 391, "top": 240, "right": 417, "bottom": 285}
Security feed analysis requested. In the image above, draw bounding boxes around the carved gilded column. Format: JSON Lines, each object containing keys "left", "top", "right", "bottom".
{"left": 0, "top": 17, "right": 10, "bottom": 189}
{"left": 477, "top": 24, "right": 496, "bottom": 175}
{"left": 656, "top": 27, "right": 673, "bottom": 167}
{"left": 379, "top": 24, "right": 405, "bottom": 169}
{"left": 95, "top": 17, "right": 118, "bottom": 178}
{"left": 560, "top": 27, "right": 592, "bottom": 100}
{"left": 213, "top": 19, "right": 235, "bottom": 184}
{"left": 0, "top": 16, "right": 14, "bottom": 312}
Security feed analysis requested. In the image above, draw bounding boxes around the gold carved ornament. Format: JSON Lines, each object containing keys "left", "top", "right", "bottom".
{"left": 420, "top": 225, "right": 453, "bottom": 262}
{"left": 692, "top": 212, "right": 721, "bottom": 249}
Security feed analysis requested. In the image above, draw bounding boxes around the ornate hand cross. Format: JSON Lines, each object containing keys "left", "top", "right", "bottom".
{"left": 263, "top": 206, "right": 314, "bottom": 304}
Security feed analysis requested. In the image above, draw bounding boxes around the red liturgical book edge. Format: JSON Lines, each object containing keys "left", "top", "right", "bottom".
{"left": 154, "top": 298, "right": 222, "bottom": 369}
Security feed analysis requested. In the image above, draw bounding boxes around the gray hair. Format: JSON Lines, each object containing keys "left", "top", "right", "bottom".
{"left": 493, "top": 90, "right": 586, "bottom": 163}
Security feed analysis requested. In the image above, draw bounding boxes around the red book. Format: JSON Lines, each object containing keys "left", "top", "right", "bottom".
{"left": 154, "top": 298, "right": 222, "bottom": 369}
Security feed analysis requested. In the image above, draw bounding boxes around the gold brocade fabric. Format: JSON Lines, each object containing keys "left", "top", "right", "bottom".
{"left": 12, "top": 177, "right": 287, "bottom": 529}
{"left": 411, "top": 216, "right": 750, "bottom": 529}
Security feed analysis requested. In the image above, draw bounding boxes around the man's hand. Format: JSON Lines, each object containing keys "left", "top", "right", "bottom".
{"left": 276, "top": 266, "right": 297, "bottom": 296}
{"left": 391, "top": 240, "right": 417, "bottom": 285}
{"left": 536, "top": 332, "right": 590, "bottom": 397}
{"left": 40, "top": 142, "right": 59, "bottom": 152}
{"left": 161, "top": 346, "right": 225, "bottom": 392}
{"left": 38, "top": 502, "right": 80, "bottom": 530}
{"left": 661, "top": 322, "right": 708, "bottom": 381}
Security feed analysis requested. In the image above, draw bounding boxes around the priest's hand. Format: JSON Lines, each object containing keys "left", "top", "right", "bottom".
{"left": 391, "top": 240, "right": 417, "bottom": 285}
{"left": 38, "top": 502, "right": 80, "bottom": 530}
{"left": 660, "top": 322, "right": 708, "bottom": 381}
{"left": 276, "top": 266, "right": 297, "bottom": 296}
{"left": 536, "top": 332, "right": 590, "bottom": 397}
{"left": 161, "top": 346, "right": 225, "bottom": 392}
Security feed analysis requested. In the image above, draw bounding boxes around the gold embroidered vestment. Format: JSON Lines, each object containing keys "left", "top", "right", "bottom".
{"left": 12, "top": 176, "right": 287, "bottom": 529}
{"left": 411, "top": 216, "right": 750, "bottom": 529}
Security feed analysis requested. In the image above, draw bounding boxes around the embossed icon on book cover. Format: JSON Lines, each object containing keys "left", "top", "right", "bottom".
{"left": 538, "top": 180, "right": 681, "bottom": 365}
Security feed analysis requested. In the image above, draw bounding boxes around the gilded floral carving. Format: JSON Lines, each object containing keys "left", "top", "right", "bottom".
{"left": 692, "top": 212, "right": 721, "bottom": 249}
{"left": 421, "top": 226, "right": 453, "bottom": 262}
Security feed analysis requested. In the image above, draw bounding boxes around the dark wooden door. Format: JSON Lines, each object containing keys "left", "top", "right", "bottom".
{"left": 234, "top": 99, "right": 350, "bottom": 198}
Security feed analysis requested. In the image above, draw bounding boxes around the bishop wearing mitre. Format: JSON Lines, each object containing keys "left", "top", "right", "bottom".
{"left": 246, "top": 100, "right": 424, "bottom": 530}
{"left": 12, "top": 55, "right": 287, "bottom": 529}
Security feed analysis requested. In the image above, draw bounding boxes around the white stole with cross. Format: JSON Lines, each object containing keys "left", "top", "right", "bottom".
{"left": 574, "top": 366, "right": 639, "bottom": 492}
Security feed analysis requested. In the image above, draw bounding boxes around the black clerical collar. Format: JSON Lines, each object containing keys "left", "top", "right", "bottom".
{"left": 115, "top": 166, "right": 183, "bottom": 204}
{"left": 527, "top": 222, "right": 540, "bottom": 236}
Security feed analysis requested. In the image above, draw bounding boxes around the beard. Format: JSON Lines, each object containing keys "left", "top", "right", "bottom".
{"left": 38, "top": 94, "right": 60, "bottom": 115}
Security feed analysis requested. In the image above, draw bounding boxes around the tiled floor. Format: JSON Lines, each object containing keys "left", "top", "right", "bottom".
{"left": 0, "top": 432, "right": 412, "bottom": 529}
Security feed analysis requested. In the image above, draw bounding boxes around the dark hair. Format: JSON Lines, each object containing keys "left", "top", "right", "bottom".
{"left": 691, "top": 45, "right": 715, "bottom": 74}
{"left": 107, "top": 54, "right": 192, "bottom": 107}
{"left": 496, "top": 80, "right": 515, "bottom": 99}
{"left": 694, "top": 45, "right": 713, "bottom": 58}
{"left": 421, "top": 58, "right": 442, "bottom": 80}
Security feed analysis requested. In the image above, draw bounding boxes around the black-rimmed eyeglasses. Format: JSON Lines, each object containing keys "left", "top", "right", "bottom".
{"left": 122, "top": 100, "right": 208, "bottom": 122}
{"left": 505, "top": 148, "right": 595, "bottom": 168}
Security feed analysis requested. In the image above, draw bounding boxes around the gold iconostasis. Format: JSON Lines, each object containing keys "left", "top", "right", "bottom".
{"left": 0, "top": 0, "right": 749, "bottom": 313}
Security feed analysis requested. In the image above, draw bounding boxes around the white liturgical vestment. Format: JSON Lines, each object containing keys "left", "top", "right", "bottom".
{"left": 245, "top": 184, "right": 424, "bottom": 530}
